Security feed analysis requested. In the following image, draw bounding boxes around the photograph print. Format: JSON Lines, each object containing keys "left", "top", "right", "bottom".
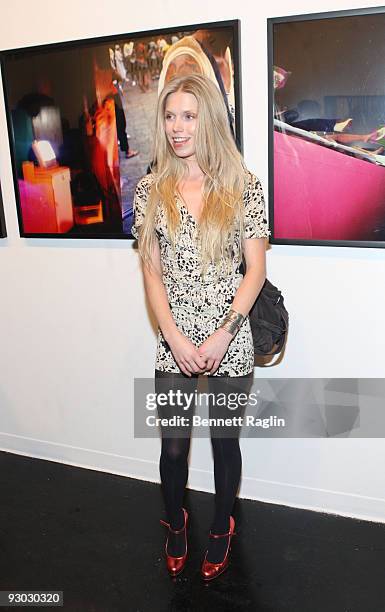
{"left": 0, "top": 20, "right": 241, "bottom": 238}
{"left": 269, "top": 7, "right": 385, "bottom": 247}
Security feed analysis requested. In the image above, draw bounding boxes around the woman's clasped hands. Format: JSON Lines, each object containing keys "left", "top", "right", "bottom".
{"left": 167, "top": 328, "right": 232, "bottom": 376}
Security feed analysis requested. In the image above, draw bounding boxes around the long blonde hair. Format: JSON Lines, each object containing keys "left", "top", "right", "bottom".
{"left": 137, "top": 73, "right": 249, "bottom": 275}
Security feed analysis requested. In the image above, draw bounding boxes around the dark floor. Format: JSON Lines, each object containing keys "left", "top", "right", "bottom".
{"left": 0, "top": 450, "right": 384, "bottom": 611}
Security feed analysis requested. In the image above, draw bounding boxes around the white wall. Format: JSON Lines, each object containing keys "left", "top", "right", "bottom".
{"left": 1, "top": 0, "right": 385, "bottom": 523}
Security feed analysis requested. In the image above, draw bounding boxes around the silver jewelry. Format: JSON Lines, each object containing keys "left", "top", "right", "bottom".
{"left": 220, "top": 309, "right": 245, "bottom": 337}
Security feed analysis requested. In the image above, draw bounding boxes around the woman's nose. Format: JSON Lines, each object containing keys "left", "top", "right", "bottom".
{"left": 173, "top": 117, "right": 183, "bottom": 131}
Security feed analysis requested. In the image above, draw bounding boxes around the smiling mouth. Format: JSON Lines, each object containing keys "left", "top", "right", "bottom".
{"left": 172, "top": 137, "right": 190, "bottom": 143}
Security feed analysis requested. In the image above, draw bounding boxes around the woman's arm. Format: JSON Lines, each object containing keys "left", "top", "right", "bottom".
{"left": 141, "top": 238, "right": 178, "bottom": 341}
{"left": 230, "top": 237, "right": 267, "bottom": 316}
{"left": 197, "top": 237, "right": 267, "bottom": 374}
{"left": 141, "top": 238, "right": 207, "bottom": 377}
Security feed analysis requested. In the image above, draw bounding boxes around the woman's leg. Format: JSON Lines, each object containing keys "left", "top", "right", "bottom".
{"left": 206, "top": 372, "right": 253, "bottom": 563}
{"left": 155, "top": 369, "right": 198, "bottom": 556}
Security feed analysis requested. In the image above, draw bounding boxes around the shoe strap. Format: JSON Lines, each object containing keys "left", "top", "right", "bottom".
{"left": 209, "top": 529, "right": 236, "bottom": 539}
{"left": 159, "top": 518, "right": 186, "bottom": 534}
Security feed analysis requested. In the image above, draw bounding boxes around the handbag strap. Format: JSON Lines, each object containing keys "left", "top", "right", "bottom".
{"left": 258, "top": 353, "right": 282, "bottom": 367}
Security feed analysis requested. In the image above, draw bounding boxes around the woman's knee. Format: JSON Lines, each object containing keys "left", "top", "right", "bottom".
{"left": 161, "top": 438, "right": 190, "bottom": 464}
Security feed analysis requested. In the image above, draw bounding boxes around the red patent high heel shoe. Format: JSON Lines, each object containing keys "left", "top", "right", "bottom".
{"left": 201, "top": 515, "right": 236, "bottom": 581}
{"left": 159, "top": 508, "right": 188, "bottom": 577}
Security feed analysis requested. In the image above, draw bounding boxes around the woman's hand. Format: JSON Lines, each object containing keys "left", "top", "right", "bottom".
{"left": 197, "top": 328, "right": 233, "bottom": 375}
{"left": 167, "top": 329, "right": 208, "bottom": 377}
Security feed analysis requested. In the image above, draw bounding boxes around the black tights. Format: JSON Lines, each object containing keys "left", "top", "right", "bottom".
{"left": 155, "top": 369, "right": 253, "bottom": 561}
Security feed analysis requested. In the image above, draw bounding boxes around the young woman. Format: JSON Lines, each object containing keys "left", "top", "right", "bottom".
{"left": 131, "top": 73, "right": 270, "bottom": 580}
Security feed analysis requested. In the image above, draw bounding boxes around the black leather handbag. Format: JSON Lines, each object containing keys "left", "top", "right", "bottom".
{"left": 248, "top": 278, "right": 289, "bottom": 357}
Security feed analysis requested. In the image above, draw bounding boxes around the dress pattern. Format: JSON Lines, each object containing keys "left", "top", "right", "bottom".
{"left": 131, "top": 171, "right": 271, "bottom": 376}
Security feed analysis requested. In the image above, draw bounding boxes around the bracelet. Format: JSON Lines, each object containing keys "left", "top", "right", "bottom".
{"left": 220, "top": 309, "right": 245, "bottom": 337}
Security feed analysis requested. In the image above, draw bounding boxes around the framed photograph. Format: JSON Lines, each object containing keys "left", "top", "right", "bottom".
{"left": 268, "top": 7, "right": 385, "bottom": 247}
{"left": 0, "top": 20, "right": 241, "bottom": 239}
{"left": 0, "top": 180, "right": 6, "bottom": 238}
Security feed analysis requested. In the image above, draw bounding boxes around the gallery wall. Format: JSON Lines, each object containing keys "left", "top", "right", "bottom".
{"left": 1, "top": 0, "right": 385, "bottom": 522}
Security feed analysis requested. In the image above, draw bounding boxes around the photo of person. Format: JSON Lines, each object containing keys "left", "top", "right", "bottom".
{"left": 271, "top": 13, "right": 385, "bottom": 245}
{"left": 1, "top": 21, "right": 240, "bottom": 238}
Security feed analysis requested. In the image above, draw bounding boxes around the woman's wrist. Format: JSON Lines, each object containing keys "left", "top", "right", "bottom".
{"left": 162, "top": 322, "right": 180, "bottom": 343}
{"left": 216, "top": 326, "right": 234, "bottom": 342}
{"left": 219, "top": 308, "right": 245, "bottom": 338}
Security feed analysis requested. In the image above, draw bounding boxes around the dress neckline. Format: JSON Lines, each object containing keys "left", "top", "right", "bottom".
{"left": 176, "top": 193, "right": 201, "bottom": 225}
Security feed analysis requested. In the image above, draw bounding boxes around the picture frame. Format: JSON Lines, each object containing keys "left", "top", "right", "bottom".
{"left": 268, "top": 7, "right": 385, "bottom": 248}
{"left": 0, "top": 180, "right": 6, "bottom": 238}
{"left": 0, "top": 19, "right": 242, "bottom": 239}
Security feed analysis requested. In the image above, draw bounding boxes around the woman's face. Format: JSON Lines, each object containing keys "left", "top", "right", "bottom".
{"left": 164, "top": 90, "right": 198, "bottom": 161}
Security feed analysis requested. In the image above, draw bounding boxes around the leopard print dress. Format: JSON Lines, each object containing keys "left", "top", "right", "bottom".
{"left": 131, "top": 171, "right": 271, "bottom": 376}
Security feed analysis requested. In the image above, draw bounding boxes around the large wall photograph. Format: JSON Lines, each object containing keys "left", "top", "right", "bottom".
{"left": 1, "top": 20, "right": 241, "bottom": 239}
{"left": 269, "top": 8, "right": 385, "bottom": 248}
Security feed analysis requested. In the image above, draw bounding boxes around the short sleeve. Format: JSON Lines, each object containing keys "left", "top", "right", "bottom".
{"left": 131, "top": 174, "right": 153, "bottom": 239}
{"left": 243, "top": 172, "right": 271, "bottom": 239}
